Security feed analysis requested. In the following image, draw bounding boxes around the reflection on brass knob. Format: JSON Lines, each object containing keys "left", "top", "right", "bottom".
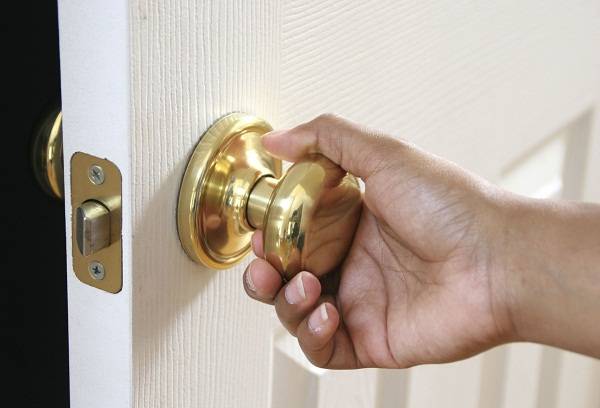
{"left": 177, "top": 113, "right": 362, "bottom": 280}
{"left": 31, "top": 108, "right": 64, "bottom": 199}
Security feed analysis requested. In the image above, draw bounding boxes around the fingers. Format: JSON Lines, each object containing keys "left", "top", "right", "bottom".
{"left": 297, "top": 303, "right": 339, "bottom": 363}
{"left": 246, "top": 228, "right": 360, "bottom": 368}
{"left": 296, "top": 303, "right": 362, "bottom": 369}
{"left": 261, "top": 113, "right": 400, "bottom": 179}
{"left": 274, "top": 272, "right": 322, "bottom": 335}
{"left": 278, "top": 296, "right": 363, "bottom": 370}
{"left": 251, "top": 230, "right": 264, "bottom": 258}
{"left": 243, "top": 263, "right": 326, "bottom": 336}
{"left": 243, "top": 264, "right": 360, "bottom": 368}
{"left": 243, "top": 258, "right": 282, "bottom": 304}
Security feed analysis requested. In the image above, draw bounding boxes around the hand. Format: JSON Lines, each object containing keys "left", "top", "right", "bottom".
{"left": 242, "top": 114, "right": 600, "bottom": 368}
{"left": 241, "top": 114, "right": 514, "bottom": 368}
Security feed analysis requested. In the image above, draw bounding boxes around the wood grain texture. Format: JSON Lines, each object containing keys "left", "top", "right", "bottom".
{"left": 131, "top": 1, "right": 281, "bottom": 406}
{"left": 129, "top": 0, "right": 600, "bottom": 407}
{"left": 277, "top": 0, "right": 600, "bottom": 181}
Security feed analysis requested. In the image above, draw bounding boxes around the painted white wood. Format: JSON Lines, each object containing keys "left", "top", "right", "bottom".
{"left": 375, "top": 369, "right": 410, "bottom": 408}
{"left": 59, "top": 0, "right": 600, "bottom": 407}
{"left": 130, "top": 2, "right": 281, "bottom": 407}
{"left": 57, "top": 1, "right": 132, "bottom": 407}
{"left": 501, "top": 343, "right": 546, "bottom": 408}
{"left": 405, "top": 357, "right": 483, "bottom": 408}
{"left": 555, "top": 352, "right": 600, "bottom": 407}
{"left": 272, "top": 329, "right": 380, "bottom": 408}
{"left": 273, "top": 327, "right": 410, "bottom": 408}
{"left": 500, "top": 134, "right": 566, "bottom": 198}
{"left": 277, "top": 0, "right": 600, "bottom": 181}
{"left": 478, "top": 346, "right": 508, "bottom": 408}
{"left": 582, "top": 111, "right": 600, "bottom": 202}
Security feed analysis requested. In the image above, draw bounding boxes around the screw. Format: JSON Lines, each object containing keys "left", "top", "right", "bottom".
{"left": 88, "top": 261, "right": 105, "bottom": 280}
{"left": 88, "top": 165, "right": 105, "bottom": 185}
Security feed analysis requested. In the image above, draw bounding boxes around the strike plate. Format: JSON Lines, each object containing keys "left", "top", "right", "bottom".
{"left": 70, "top": 152, "right": 122, "bottom": 293}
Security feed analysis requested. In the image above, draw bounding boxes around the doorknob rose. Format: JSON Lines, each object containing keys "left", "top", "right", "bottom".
{"left": 177, "top": 113, "right": 362, "bottom": 280}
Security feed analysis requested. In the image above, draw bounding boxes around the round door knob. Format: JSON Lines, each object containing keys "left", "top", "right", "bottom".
{"left": 177, "top": 113, "right": 361, "bottom": 280}
{"left": 31, "top": 108, "right": 64, "bottom": 199}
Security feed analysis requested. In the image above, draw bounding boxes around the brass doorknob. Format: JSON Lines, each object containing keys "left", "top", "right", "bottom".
{"left": 31, "top": 108, "right": 64, "bottom": 199}
{"left": 177, "top": 113, "right": 362, "bottom": 280}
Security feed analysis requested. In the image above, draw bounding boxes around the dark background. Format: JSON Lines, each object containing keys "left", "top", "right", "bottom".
{"left": 2, "top": 1, "right": 70, "bottom": 406}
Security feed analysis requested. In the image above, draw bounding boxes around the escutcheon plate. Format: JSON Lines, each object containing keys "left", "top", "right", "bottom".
{"left": 177, "top": 113, "right": 281, "bottom": 269}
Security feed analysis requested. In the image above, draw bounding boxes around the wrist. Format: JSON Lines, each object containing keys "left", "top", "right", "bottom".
{"left": 480, "top": 190, "right": 524, "bottom": 344}
{"left": 494, "top": 195, "right": 552, "bottom": 343}
{"left": 496, "top": 195, "right": 600, "bottom": 354}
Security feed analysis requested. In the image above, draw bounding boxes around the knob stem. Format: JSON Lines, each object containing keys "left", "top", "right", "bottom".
{"left": 247, "top": 176, "right": 277, "bottom": 229}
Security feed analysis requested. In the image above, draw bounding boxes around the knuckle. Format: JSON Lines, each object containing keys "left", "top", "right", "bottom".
{"left": 306, "top": 114, "right": 347, "bottom": 161}
{"left": 307, "top": 355, "right": 326, "bottom": 369}
{"left": 274, "top": 297, "right": 295, "bottom": 322}
{"left": 245, "top": 289, "right": 273, "bottom": 305}
{"left": 286, "top": 325, "right": 298, "bottom": 337}
{"left": 312, "top": 113, "right": 348, "bottom": 129}
{"left": 276, "top": 310, "right": 299, "bottom": 336}
{"left": 315, "top": 112, "right": 339, "bottom": 123}
{"left": 299, "top": 341, "right": 329, "bottom": 368}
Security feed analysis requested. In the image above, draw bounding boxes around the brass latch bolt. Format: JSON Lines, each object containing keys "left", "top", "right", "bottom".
{"left": 76, "top": 200, "right": 111, "bottom": 256}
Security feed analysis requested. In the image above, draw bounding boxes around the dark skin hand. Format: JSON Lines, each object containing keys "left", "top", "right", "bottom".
{"left": 242, "top": 114, "right": 600, "bottom": 369}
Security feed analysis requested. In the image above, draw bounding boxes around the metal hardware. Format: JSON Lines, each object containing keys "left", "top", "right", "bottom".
{"left": 177, "top": 113, "right": 362, "bottom": 281}
{"left": 88, "top": 261, "right": 105, "bottom": 280}
{"left": 31, "top": 109, "right": 64, "bottom": 199}
{"left": 88, "top": 165, "right": 105, "bottom": 185}
{"left": 31, "top": 108, "right": 121, "bottom": 292}
{"left": 76, "top": 200, "right": 111, "bottom": 256}
{"left": 177, "top": 113, "right": 281, "bottom": 269}
{"left": 71, "top": 152, "right": 122, "bottom": 293}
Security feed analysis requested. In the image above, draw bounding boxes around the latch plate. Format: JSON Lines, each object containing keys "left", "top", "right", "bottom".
{"left": 71, "top": 152, "right": 122, "bottom": 293}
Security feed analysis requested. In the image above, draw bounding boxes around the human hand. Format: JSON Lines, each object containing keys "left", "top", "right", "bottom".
{"left": 241, "top": 114, "right": 515, "bottom": 369}
{"left": 242, "top": 114, "right": 600, "bottom": 368}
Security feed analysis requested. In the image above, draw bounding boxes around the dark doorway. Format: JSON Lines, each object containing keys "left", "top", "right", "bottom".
{"left": 2, "top": 1, "right": 69, "bottom": 406}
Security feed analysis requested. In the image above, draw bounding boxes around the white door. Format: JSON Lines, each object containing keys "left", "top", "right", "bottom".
{"left": 58, "top": 1, "right": 600, "bottom": 407}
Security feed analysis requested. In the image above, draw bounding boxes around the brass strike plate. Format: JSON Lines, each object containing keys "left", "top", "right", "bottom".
{"left": 71, "top": 152, "right": 122, "bottom": 293}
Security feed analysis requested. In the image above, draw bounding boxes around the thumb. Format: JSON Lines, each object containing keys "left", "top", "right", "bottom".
{"left": 262, "top": 114, "right": 399, "bottom": 179}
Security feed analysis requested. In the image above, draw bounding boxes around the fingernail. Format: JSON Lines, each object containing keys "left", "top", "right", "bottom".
{"left": 244, "top": 267, "right": 256, "bottom": 293}
{"left": 308, "top": 304, "right": 329, "bottom": 334}
{"left": 284, "top": 273, "right": 306, "bottom": 304}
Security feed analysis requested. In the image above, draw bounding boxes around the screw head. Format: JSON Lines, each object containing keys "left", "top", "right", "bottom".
{"left": 88, "top": 261, "right": 105, "bottom": 280}
{"left": 88, "top": 165, "right": 105, "bottom": 185}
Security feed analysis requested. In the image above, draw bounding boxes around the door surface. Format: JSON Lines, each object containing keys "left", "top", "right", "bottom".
{"left": 58, "top": 1, "right": 600, "bottom": 407}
